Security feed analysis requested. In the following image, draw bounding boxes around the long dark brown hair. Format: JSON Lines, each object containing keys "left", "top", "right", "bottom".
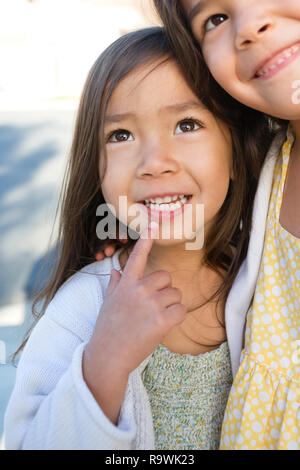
{"left": 13, "top": 26, "right": 279, "bottom": 362}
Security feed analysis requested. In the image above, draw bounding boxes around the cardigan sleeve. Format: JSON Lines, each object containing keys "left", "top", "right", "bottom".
{"left": 4, "top": 268, "right": 137, "bottom": 450}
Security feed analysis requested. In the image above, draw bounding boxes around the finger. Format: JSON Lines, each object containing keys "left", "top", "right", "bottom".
{"left": 104, "top": 245, "right": 116, "bottom": 257}
{"left": 156, "top": 287, "right": 182, "bottom": 308}
{"left": 143, "top": 270, "right": 172, "bottom": 291}
{"left": 122, "top": 222, "right": 159, "bottom": 281}
{"left": 95, "top": 252, "right": 105, "bottom": 261}
{"left": 165, "top": 303, "right": 187, "bottom": 326}
{"left": 106, "top": 269, "right": 122, "bottom": 296}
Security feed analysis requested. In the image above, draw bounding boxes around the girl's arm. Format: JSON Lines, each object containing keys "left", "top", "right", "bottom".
{"left": 5, "top": 225, "right": 186, "bottom": 450}
{"left": 4, "top": 272, "right": 136, "bottom": 450}
{"left": 82, "top": 308, "right": 130, "bottom": 426}
{"left": 81, "top": 225, "right": 186, "bottom": 429}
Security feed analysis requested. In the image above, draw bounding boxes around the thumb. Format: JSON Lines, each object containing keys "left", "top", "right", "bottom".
{"left": 106, "top": 269, "right": 122, "bottom": 295}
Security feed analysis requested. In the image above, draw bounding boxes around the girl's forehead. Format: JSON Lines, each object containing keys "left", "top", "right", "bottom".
{"left": 108, "top": 59, "right": 199, "bottom": 107}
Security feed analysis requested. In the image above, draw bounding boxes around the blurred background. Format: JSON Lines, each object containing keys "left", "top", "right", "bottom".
{"left": 0, "top": 0, "right": 159, "bottom": 447}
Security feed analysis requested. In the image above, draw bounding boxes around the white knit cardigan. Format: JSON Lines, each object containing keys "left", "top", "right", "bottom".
{"left": 4, "top": 133, "right": 285, "bottom": 450}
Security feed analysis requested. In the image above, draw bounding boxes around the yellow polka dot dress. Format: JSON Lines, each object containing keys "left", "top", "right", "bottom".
{"left": 220, "top": 128, "right": 300, "bottom": 450}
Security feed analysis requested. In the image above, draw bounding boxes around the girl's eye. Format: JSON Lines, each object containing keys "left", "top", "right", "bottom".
{"left": 205, "top": 14, "right": 228, "bottom": 32}
{"left": 175, "top": 119, "right": 201, "bottom": 134}
{"left": 107, "top": 130, "right": 134, "bottom": 143}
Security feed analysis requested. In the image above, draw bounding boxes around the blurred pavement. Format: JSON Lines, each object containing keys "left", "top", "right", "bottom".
{"left": 0, "top": 107, "right": 77, "bottom": 447}
{"left": 0, "top": 109, "right": 77, "bottom": 306}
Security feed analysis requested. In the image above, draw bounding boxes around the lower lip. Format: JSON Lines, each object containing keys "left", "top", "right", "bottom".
{"left": 143, "top": 196, "right": 193, "bottom": 222}
{"left": 255, "top": 44, "right": 300, "bottom": 80}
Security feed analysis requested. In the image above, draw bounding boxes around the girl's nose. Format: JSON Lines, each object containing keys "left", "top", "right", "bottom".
{"left": 136, "top": 143, "right": 180, "bottom": 179}
{"left": 235, "top": 12, "right": 274, "bottom": 50}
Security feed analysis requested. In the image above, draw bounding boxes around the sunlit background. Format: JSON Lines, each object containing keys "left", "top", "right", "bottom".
{"left": 0, "top": 0, "right": 160, "bottom": 447}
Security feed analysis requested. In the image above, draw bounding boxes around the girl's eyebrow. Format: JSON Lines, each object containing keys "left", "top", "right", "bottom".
{"left": 163, "top": 101, "right": 205, "bottom": 113}
{"left": 105, "top": 112, "right": 135, "bottom": 124}
{"left": 105, "top": 102, "right": 204, "bottom": 124}
{"left": 188, "top": 0, "right": 210, "bottom": 23}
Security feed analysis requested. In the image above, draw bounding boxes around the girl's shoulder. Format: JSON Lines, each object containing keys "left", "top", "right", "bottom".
{"left": 44, "top": 248, "right": 123, "bottom": 340}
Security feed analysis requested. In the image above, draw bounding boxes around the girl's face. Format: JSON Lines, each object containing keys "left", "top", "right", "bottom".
{"left": 99, "top": 58, "right": 232, "bottom": 246}
{"left": 182, "top": 0, "right": 300, "bottom": 120}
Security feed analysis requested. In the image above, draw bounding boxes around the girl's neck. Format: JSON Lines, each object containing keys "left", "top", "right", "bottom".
{"left": 119, "top": 240, "right": 224, "bottom": 310}
{"left": 144, "top": 242, "right": 205, "bottom": 278}
{"left": 119, "top": 241, "right": 205, "bottom": 281}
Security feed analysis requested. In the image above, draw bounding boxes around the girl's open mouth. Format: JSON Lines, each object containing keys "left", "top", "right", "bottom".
{"left": 142, "top": 194, "right": 193, "bottom": 222}
{"left": 254, "top": 42, "right": 300, "bottom": 80}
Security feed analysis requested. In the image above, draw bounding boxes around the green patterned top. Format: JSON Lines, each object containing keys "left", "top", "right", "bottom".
{"left": 142, "top": 341, "right": 233, "bottom": 450}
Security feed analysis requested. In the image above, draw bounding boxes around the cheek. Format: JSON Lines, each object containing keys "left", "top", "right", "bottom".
{"left": 100, "top": 156, "right": 139, "bottom": 229}
{"left": 203, "top": 40, "right": 235, "bottom": 87}
{"left": 204, "top": 53, "right": 259, "bottom": 110}
{"left": 100, "top": 160, "right": 128, "bottom": 207}
{"left": 196, "top": 143, "right": 232, "bottom": 206}
{"left": 205, "top": 165, "right": 231, "bottom": 197}
{"left": 202, "top": 170, "right": 231, "bottom": 225}
{"left": 203, "top": 43, "right": 258, "bottom": 108}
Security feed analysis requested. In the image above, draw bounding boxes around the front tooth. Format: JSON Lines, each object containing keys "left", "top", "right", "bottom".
{"left": 163, "top": 196, "right": 172, "bottom": 203}
{"left": 150, "top": 198, "right": 155, "bottom": 203}
{"left": 277, "top": 58, "right": 285, "bottom": 65}
{"left": 147, "top": 198, "right": 189, "bottom": 211}
{"left": 172, "top": 195, "right": 178, "bottom": 201}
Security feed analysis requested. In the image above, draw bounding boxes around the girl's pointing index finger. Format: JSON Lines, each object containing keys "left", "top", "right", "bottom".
{"left": 122, "top": 222, "right": 159, "bottom": 281}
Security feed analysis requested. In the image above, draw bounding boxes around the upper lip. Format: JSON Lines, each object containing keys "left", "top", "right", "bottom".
{"left": 137, "top": 192, "right": 191, "bottom": 203}
{"left": 252, "top": 40, "right": 300, "bottom": 78}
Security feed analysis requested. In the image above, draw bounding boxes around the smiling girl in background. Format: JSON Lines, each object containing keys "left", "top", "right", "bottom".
{"left": 4, "top": 27, "right": 275, "bottom": 450}
{"left": 154, "top": 0, "right": 300, "bottom": 450}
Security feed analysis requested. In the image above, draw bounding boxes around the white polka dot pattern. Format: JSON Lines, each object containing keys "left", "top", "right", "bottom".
{"left": 220, "top": 128, "right": 300, "bottom": 450}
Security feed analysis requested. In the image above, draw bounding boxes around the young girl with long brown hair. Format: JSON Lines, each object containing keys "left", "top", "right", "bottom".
{"left": 4, "top": 27, "right": 276, "bottom": 450}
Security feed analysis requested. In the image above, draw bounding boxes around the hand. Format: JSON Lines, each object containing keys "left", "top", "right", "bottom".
{"left": 88, "top": 222, "right": 187, "bottom": 375}
{"left": 95, "top": 238, "right": 129, "bottom": 261}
